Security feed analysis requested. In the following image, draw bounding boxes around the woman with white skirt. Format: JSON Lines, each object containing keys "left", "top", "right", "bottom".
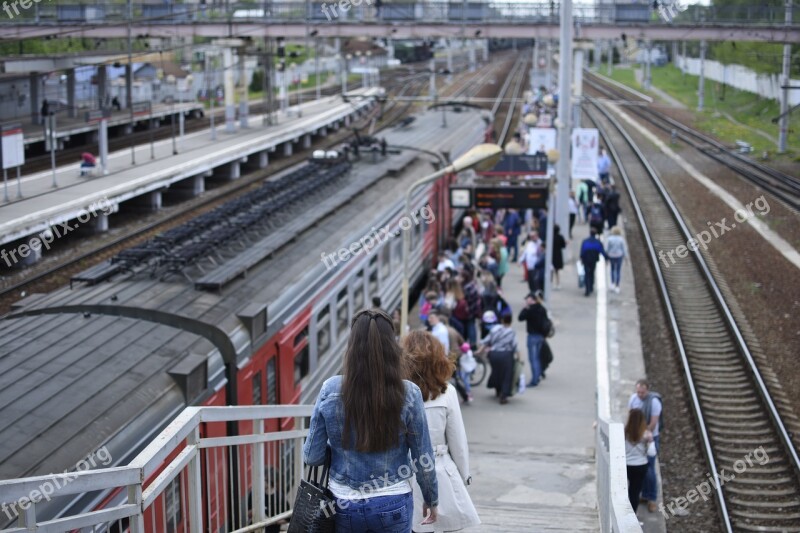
{"left": 403, "top": 331, "right": 481, "bottom": 532}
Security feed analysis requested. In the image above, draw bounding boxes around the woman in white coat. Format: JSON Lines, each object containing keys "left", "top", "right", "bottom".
{"left": 403, "top": 330, "right": 481, "bottom": 532}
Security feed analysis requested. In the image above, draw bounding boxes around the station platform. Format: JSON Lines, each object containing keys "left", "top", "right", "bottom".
{"left": 0, "top": 89, "right": 379, "bottom": 248}
{"left": 459, "top": 221, "right": 667, "bottom": 532}
{"left": 19, "top": 102, "right": 204, "bottom": 147}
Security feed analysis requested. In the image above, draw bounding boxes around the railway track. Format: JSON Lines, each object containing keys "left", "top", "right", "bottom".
{"left": 493, "top": 55, "right": 528, "bottom": 146}
{"left": 0, "top": 59, "right": 509, "bottom": 310}
{"left": 584, "top": 72, "right": 800, "bottom": 212}
{"left": 585, "top": 99, "right": 800, "bottom": 532}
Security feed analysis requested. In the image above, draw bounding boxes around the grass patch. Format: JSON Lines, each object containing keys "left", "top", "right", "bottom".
{"left": 598, "top": 63, "right": 798, "bottom": 158}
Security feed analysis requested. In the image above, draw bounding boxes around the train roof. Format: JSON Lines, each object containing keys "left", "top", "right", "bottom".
{"left": 0, "top": 108, "right": 486, "bottom": 481}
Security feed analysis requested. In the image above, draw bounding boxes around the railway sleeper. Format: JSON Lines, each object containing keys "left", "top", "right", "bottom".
{"left": 729, "top": 496, "right": 800, "bottom": 509}
{"left": 726, "top": 485, "right": 799, "bottom": 497}
{"left": 732, "top": 523, "right": 800, "bottom": 533}
{"left": 707, "top": 426, "right": 776, "bottom": 438}
{"left": 725, "top": 475, "right": 798, "bottom": 486}
{"left": 730, "top": 509, "right": 800, "bottom": 521}
{"left": 706, "top": 418, "right": 771, "bottom": 429}
{"left": 718, "top": 464, "right": 793, "bottom": 476}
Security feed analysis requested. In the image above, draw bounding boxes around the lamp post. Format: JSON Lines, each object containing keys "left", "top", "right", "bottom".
{"left": 400, "top": 143, "right": 503, "bottom": 337}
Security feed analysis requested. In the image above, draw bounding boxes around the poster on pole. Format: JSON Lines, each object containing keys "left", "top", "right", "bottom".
{"left": 571, "top": 128, "right": 599, "bottom": 182}
{"left": 527, "top": 127, "right": 557, "bottom": 155}
{"left": 1, "top": 126, "right": 25, "bottom": 170}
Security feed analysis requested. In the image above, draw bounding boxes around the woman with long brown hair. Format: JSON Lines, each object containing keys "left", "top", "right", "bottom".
{"left": 403, "top": 331, "right": 480, "bottom": 532}
{"left": 304, "top": 309, "right": 438, "bottom": 532}
{"left": 625, "top": 408, "right": 654, "bottom": 513}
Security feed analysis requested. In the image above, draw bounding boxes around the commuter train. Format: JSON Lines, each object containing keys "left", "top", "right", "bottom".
{"left": 0, "top": 148, "right": 466, "bottom": 531}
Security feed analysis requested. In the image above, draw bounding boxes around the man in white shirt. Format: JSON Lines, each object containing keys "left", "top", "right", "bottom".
{"left": 436, "top": 253, "right": 455, "bottom": 273}
{"left": 519, "top": 231, "right": 542, "bottom": 292}
{"left": 628, "top": 379, "right": 662, "bottom": 513}
{"left": 428, "top": 312, "right": 450, "bottom": 353}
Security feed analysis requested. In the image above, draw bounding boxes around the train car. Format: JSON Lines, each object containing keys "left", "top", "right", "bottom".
{"left": 394, "top": 42, "right": 434, "bottom": 64}
{"left": 0, "top": 112, "right": 483, "bottom": 530}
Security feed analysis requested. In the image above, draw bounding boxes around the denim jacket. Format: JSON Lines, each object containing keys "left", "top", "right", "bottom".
{"left": 303, "top": 376, "right": 439, "bottom": 507}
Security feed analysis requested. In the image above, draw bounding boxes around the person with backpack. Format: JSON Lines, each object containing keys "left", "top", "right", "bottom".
{"left": 628, "top": 379, "right": 663, "bottom": 513}
{"left": 518, "top": 291, "right": 550, "bottom": 387}
{"left": 588, "top": 201, "right": 606, "bottom": 235}
{"left": 580, "top": 228, "right": 608, "bottom": 297}
{"left": 604, "top": 185, "right": 622, "bottom": 229}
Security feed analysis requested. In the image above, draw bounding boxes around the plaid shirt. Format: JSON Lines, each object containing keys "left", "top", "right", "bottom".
{"left": 463, "top": 281, "right": 483, "bottom": 320}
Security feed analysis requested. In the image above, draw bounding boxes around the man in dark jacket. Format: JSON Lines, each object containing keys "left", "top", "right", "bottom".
{"left": 462, "top": 270, "right": 483, "bottom": 346}
{"left": 503, "top": 209, "right": 522, "bottom": 262}
{"left": 604, "top": 185, "right": 622, "bottom": 229}
{"left": 580, "top": 228, "right": 608, "bottom": 296}
{"left": 518, "top": 291, "right": 549, "bottom": 387}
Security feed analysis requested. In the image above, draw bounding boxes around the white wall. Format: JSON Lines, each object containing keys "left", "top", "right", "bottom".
{"left": 677, "top": 55, "right": 800, "bottom": 106}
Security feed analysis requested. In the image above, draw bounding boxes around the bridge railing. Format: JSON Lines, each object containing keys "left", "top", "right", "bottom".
{"left": 1, "top": 2, "right": 795, "bottom": 26}
{"left": 0, "top": 405, "right": 314, "bottom": 533}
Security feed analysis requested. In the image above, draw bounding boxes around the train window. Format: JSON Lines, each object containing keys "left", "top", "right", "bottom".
{"left": 266, "top": 358, "right": 277, "bottom": 405}
{"left": 414, "top": 216, "right": 423, "bottom": 242}
{"left": 294, "top": 327, "right": 308, "bottom": 347}
{"left": 381, "top": 245, "right": 391, "bottom": 279}
{"left": 317, "top": 304, "right": 332, "bottom": 359}
{"left": 369, "top": 270, "right": 378, "bottom": 296}
{"left": 164, "top": 477, "right": 182, "bottom": 533}
{"left": 392, "top": 238, "right": 401, "bottom": 264}
{"left": 252, "top": 371, "right": 262, "bottom": 405}
{"left": 354, "top": 271, "right": 364, "bottom": 310}
{"left": 336, "top": 288, "right": 348, "bottom": 331}
{"left": 294, "top": 346, "right": 310, "bottom": 385}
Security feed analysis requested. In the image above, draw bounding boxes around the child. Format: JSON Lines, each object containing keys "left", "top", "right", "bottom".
{"left": 419, "top": 291, "right": 439, "bottom": 325}
{"left": 459, "top": 342, "right": 477, "bottom": 402}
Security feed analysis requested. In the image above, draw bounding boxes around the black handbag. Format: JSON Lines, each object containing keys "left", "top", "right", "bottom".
{"left": 287, "top": 448, "right": 336, "bottom": 533}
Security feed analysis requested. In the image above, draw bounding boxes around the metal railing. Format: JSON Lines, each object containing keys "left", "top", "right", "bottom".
{"left": 0, "top": 405, "right": 314, "bottom": 533}
{"left": 0, "top": 2, "right": 795, "bottom": 26}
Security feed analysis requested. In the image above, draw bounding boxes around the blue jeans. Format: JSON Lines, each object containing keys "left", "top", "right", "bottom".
{"left": 609, "top": 257, "right": 623, "bottom": 287}
{"left": 335, "top": 492, "right": 413, "bottom": 533}
{"left": 642, "top": 435, "right": 660, "bottom": 502}
{"left": 526, "top": 333, "right": 544, "bottom": 386}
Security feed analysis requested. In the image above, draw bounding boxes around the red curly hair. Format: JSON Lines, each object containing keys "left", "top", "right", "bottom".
{"left": 402, "top": 330, "right": 455, "bottom": 401}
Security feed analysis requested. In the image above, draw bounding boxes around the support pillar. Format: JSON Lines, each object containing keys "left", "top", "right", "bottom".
{"left": 681, "top": 41, "right": 686, "bottom": 75}
{"left": 698, "top": 40, "right": 706, "bottom": 111}
{"left": 283, "top": 142, "right": 293, "bottom": 157}
{"left": 123, "top": 63, "right": 133, "bottom": 111}
{"left": 594, "top": 41, "right": 600, "bottom": 70}
{"left": 98, "top": 65, "right": 108, "bottom": 110}
{"left": 672, "top": 41, "right": 679, "bottom": 67}
{"left": 546, "top": 41, "right": 553, "bottom": 88}
{"left": 18, "top": 237, "right": 43, "bottom": 266}
{"left": 573, "top": 49, "right": 584, "bottom": 129}
{"left": 141, "top": 190, "right": 163, "bottom": 209}
{"left": 644, "top": 41, "right": 652, "bottom": 90}
{"left": 778, "top": 0, "right": 793, "bottom": 153}
{"left": 192, "top": 175, "right": 205, "bottom": 195}
{"left": 239, "top": 47, "right": 249, "bottom": 128}
{"left": 482, "top": 40, "right": 489, "bottom": 62}
{"left": 227, "top": 162, "right": 240, "bottom": 180}
{"left": 319, "top": 126, "right": 327, "bottom": 137}
{"left": 607, "top": 40, "right": 613, "bottom": 75}
{"left": 303, "top": 134, "right": 311, "bottom": 149}
{"left": 30, "top": 72, "right": 40, "bottom": 125}
{"left": 468, "top": 42, "right": 476, "bottom": 73}
{"left": 99, "top": 118, "right": 109, "bottom": 175}
{"left": 533, "top": 41, "right": 539, "bottom": 83}
{"left": 223, "top": 47, "right": 236, "bottom": 133}
{"left": 66, "top": 68, "right": 77, "bottom": 118}
{"left": 92, "top": 214, "right": 109, "bottom": 233}
{"left": 258, "top": 151, "right": 269, "bottom": 168}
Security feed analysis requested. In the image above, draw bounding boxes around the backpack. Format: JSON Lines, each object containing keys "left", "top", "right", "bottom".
{"left": 589, "top": 205, "right": 604, "bottom": 224}
{"left": 643, "top": 392, "right": 665, "bottom": 433}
